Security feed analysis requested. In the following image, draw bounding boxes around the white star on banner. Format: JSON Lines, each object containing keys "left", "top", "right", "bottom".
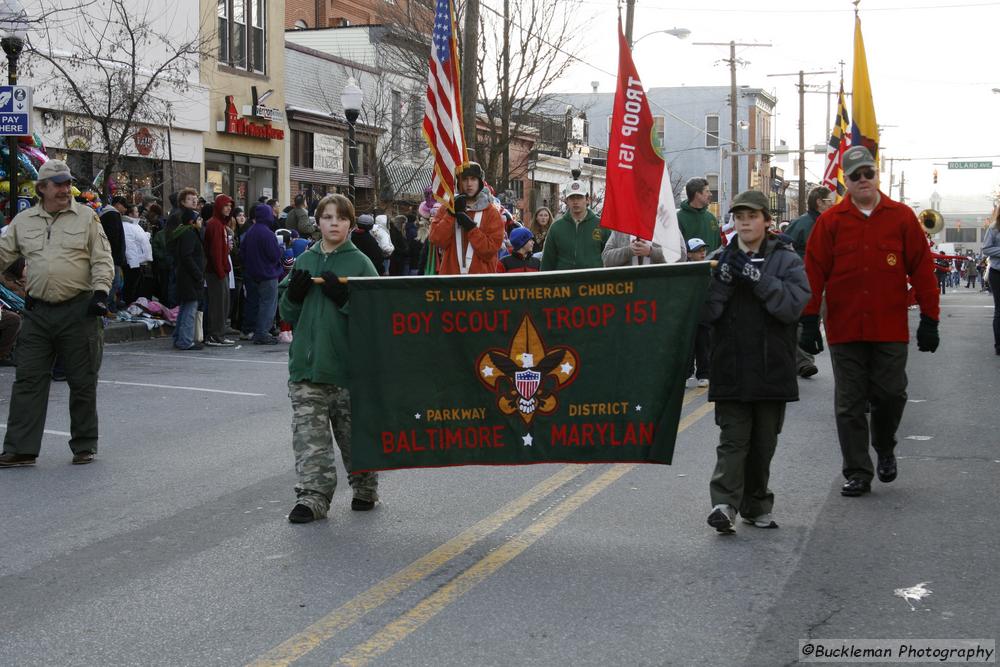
{"left": 415, "top": 413, "right": 422, "bottom": 420}
{"left": 481, "top": 365, "right": 495, "bottom": 377}
{"left": 522, "top": 433, "right": 533, "bottom": 446}
{"left": 560, "top": 362, "right": 574, "bottom": 375}
{"left": 635, "top": 405, "right": 642, "bottom": 412}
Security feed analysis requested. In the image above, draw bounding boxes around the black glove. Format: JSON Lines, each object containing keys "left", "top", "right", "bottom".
{"left": 320, "top": 271, "right": 350, "bottom": 307}
{"left": 453, "top": 194, "right": 468, "bottom": 214}
{"left": 87, "top": 290, "right": 109, "bottom": 317}
{"left": 456, "top": 212, "right": 476, "bottom": 232}
{"left": 798, "top": 314, "right": 824, "bottom": 355}
{"left": 286, "top": 269, "right": 313, "bottom": 304}
{"left": 737, "top": 256, "right": 762, "bottom": 284}
{"left": 728, "top": 250, "right": 751, "bottom": 280}
{"left": 24, "top": 295, "right": 35, "bottom": 311}
{"left": 916, "top": 314, "right": 939, "bottom": 352}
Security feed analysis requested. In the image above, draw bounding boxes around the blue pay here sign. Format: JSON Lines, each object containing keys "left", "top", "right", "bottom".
{"left": 0, "top": 85, "right": 32, "bottom": 136}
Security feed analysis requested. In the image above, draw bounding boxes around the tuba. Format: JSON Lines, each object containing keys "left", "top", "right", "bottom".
{"left": 918, "top": 209, "right": 944, "bottom": 236}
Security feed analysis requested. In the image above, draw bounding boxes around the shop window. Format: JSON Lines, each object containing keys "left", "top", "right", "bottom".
{"left": 218, "top": 0, "right": 266, "bottom": 74}
{"left": 291, "top": 130, "right": 314, "bottom": 168}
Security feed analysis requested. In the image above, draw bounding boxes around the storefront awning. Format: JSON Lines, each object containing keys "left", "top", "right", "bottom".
{"left": 382, "top": 162, "right": 434, "bottom": 201}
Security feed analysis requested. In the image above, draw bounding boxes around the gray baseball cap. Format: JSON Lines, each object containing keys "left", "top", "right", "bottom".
{"left": 730, "top": 190, "right": 769, "bottom": 211}
{"left": 842, "top": 146, "right": 876, "bottom": 176}
{"left": 36, "top": 159, "right": 73, "bottom": 183}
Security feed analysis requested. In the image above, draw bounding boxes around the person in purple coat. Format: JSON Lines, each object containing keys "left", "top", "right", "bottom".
{"left": 239, "top": 203, "right": 284, "bottom": 344}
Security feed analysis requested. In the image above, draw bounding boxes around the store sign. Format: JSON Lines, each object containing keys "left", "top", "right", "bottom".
{"left": 64, "top": 116, "right": 94, "bottom": 151}
{"left": 313, "top": 133, "right": 344, "bottom": 173}
{"left": 218, "top": 95, "right": 284, "bottom": 140}
{"left": 243, "top": 103, "right": 285, "bottom": 124}
{"left": 133, "top": 126, "right": 155, "bottom": 156}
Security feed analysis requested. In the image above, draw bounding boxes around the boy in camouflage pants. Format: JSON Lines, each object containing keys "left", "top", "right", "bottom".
{"left": 278, "top": 194, "right": 380, "bottom": 523}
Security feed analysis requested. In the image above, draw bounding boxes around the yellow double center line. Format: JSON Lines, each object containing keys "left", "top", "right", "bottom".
{"left": 250, "top": 388, "right": 713, "bottom": 667}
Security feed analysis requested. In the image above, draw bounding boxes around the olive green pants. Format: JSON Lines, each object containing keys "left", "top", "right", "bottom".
{"left": 710, "top": 400, "right": 786, "bottom": 518}
{"left": 2, "top": 293, "right": 103, "bottom": 457}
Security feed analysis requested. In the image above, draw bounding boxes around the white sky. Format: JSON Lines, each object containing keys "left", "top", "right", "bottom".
{"left": 550, "top": 0, "right": 999, "bottom": 215}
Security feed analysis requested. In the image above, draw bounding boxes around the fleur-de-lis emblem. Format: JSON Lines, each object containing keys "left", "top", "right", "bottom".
{"left": 476, "top": 315, "right": 579, "bottom": 423}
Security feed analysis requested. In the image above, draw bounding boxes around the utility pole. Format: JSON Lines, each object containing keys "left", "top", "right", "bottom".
{"left": 884, "top": 156, "right": 909, "bottom": 199}
{"left": 899, "top": 171, "right": 906, "bottom": 205}
{"left": 767, "top": 68, "right": 835, "bottom": 212}
{"left": 461, "top": 0, "right": 480, "bottom": 160}
{"left": 625, "top": 0, "right": 636, "bottom": 47}
{"left": 693, "top": 40, "right": 770, "bottom": 207}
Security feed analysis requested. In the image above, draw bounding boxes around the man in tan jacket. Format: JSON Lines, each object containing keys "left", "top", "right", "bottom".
{"left": 0, "top": 159, "right": 114, "bottom": 467}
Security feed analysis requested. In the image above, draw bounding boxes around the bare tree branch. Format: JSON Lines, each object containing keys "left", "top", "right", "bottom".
{"left": 24, "top": 0, "right": 213, "bottom": 200}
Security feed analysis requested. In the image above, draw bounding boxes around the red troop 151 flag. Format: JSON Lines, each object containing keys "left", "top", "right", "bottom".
{"left": 601, "top": 19, "right": 685, "bottom": 263}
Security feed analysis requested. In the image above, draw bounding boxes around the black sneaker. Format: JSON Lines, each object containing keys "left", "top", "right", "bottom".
{"left": 841, "top": 478, "right": 871, "bottom": 497}
{"left": 205, "top": 336, "right": 236, "bottom": 347}
{"left": 288, "top": 504, "right": 316, "bottom": 523}
{"left": 876, "top": 453, "right": 897, "bottom": 483}
{"left": 351, "top": 497, "right": 376, "bottom": 511}
{"left": 0, "top": 452, "right": 37, "bottom": 467}
{"left": 175, "top": 343, "right": 204, "bottom": 351}
{"left": 253, "top": 335, "right": 278, "bottom": 345}
{"left": 707, "top": 504, "right": 736, "bottom": 534}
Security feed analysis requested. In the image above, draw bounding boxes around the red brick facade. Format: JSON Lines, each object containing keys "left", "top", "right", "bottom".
{"left": 286, "top": 0, "right": 430, "bottom": 29}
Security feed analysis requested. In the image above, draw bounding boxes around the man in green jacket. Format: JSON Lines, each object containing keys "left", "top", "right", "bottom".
{"left": 278, "top": 193, "right": 379, "bottom": 524}
{"left": 677, "top": 177, "right": 721, "bottom": 254}
{"left": 540, "top": 179, "right": 609, "bottom": 271}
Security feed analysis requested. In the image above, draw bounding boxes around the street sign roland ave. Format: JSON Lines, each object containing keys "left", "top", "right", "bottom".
{"left": 947, "top": 161, "right": 992, "bottom": 169}
{"left": 0, "top": 85, "right": 32, "bottom": 136}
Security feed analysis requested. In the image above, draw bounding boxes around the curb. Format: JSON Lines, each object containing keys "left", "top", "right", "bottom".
{"left": 103, "top": 321, "right": 170, "bottom": 344}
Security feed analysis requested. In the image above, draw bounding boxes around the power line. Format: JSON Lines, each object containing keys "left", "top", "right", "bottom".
{"left": 575, "top": 1, "right": 1000, "bottom": 13}
{"left": 476, "top": 2, "right": 719, "bottom": 141}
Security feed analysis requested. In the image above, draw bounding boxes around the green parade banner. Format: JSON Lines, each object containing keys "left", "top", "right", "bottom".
{"left": 347, "top": 262, "right": 711, "bottom": 471}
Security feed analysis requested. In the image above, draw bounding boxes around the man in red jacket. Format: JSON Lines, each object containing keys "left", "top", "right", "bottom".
{"left": 203, "top": 194, "right": 235, "bottom": 346}
{"left": 799, "top": 146, "right": 940, "bottom": 497}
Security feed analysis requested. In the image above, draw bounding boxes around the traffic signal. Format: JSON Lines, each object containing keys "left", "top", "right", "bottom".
{"left": 933, "top": 169, "right": 938, "bottom": 184}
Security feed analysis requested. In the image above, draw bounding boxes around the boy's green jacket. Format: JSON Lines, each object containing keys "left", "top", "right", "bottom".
{"left": 278, "top": 239, "right": 378, "bottom": 386}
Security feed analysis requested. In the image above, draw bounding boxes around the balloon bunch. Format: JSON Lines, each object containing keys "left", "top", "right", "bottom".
{"left": 0, "top": 133, "right": 49, "bottom": 213}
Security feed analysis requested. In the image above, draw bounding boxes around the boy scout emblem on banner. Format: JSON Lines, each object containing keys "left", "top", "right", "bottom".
{"left": 476, "top": 316, "right": 579, "bottom": 423}
{"left": 346, "top": 263, "right": 711, "bottom": 471}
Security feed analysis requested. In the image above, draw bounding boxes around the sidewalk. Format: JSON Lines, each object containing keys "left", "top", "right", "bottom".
{"left": 103, "top": 320, "right": 172, "bottom": 344}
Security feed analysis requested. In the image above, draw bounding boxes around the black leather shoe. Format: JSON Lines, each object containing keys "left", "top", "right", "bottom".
{"left": 0, "top": 452, "right": 37, "bottom": 467}
{"left": 841, "top": 478, "right": 871, "bottom": 497}
{"left": 72, "top": 452, "right": 95, "bottom": 465}
{"left": 876, "top": 453, "right": 897, "bottom": 483}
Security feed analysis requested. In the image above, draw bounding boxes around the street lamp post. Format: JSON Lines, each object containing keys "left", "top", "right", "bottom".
{"left": 1, "top": 0, "right": 27, "bottom": 222}
{"left": 340, "top": 77, "right": 363, "bottom": 205}
{"left": 631, "top": 27, "right": 691, "bottom": 48}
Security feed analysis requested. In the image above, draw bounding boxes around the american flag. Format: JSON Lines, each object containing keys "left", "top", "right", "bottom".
{"left": 822, "top": 82, "right": 850, "bottom": 202}
{"left": 422, "top": 0, "right": 467, "bottom": 207}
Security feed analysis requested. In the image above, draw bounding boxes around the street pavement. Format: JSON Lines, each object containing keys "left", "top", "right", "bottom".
{"left": 0, "top": 285, "right": 997, "bottom": 666}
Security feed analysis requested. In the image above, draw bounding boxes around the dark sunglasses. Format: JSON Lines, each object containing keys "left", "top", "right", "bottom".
{"left": 848, "top": 168, "right": 876, "bottom": 182}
